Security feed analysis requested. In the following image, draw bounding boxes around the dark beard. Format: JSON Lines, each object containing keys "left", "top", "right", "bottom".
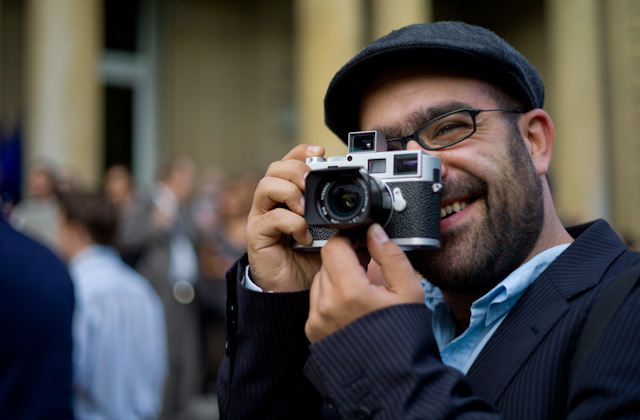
{"left": 408, "top": 131, "right": 545, "bottom": 296}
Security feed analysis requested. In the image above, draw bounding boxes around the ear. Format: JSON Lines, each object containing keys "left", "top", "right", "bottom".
{"left": 519, "top": 109, "right": 555, "bottom": 176}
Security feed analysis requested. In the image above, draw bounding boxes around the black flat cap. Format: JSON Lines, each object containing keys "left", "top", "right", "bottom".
{"left": 324, "top": 21, "right": 545, "bottom": 143}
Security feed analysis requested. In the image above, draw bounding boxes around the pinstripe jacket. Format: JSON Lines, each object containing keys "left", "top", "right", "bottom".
{"left": 218, "top": 219, "right": 640, "bottom": 419}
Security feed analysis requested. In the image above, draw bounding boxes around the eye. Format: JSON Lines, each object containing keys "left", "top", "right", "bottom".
{"left": 419, "top": 112, "right": 475, "bottom": 147}
{"left": 433, "top": 121, "right": 471, "bottom": 137}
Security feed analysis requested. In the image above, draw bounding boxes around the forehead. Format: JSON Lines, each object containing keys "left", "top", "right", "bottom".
{"left": 358, "top": 70, "right": 498, "bottom": 131}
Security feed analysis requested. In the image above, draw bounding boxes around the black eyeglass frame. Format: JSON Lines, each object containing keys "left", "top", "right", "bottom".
{"left": 385, "top": 108, "right": 525, "bottom": 151}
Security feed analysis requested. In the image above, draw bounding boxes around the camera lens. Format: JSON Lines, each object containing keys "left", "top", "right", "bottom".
{"left": 307, "top": 167, "right": 392, "bottom": 231}
{"left": 325, "top": 179, "right": 364, "bottom": 220}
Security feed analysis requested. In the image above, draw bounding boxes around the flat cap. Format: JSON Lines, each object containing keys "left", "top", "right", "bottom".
{"left": 324, "top": 21, "right": 545, "bottom": 143}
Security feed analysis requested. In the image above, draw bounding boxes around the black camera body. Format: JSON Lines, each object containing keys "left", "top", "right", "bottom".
{"left": 298, "top": 130, "right": 443, "bottom": 250}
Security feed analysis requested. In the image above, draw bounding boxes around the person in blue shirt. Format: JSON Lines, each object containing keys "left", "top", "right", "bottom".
{"left": 57, "top": 190, "right": 168, "bottom": 419}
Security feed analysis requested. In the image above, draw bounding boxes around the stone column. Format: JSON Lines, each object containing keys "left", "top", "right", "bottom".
{"left": 293, "top": 0, "right": 363, "bottom": 158}
{"left": 603, "top": 0, "right": 640, "bottom": 244}
{"left": 25, "top": 0, "right": 102, "bottom": 187}
{"left": 546, "top": 0, "right": 608, "bottom": 223}
{"left": 371, "top": 0, "right": 431, "bottom": 39}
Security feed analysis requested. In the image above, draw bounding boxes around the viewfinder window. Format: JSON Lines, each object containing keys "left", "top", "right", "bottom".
{"left": 394, "top": 154, "right": 419, "bottom": 175}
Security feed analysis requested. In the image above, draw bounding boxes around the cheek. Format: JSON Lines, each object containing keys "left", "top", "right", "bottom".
{"left": 436, "top": 145, "right": 494, "bottom": 180}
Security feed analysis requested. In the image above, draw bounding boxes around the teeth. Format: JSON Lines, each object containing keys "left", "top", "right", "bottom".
{"left": 440, "top": 201, "right": 469, "bottom": 219}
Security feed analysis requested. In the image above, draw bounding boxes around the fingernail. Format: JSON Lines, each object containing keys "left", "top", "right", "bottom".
{"left": 299, "top": 196, "right": 305, "bottom": 209}
{"left": 307, "top": 145, "right": 323, "bottom": 155}
{"left": 371, "top": 224, "right": 388, "bottom": 243}
{"left": 305, "top": 230, "right": 313, "bottom": 244}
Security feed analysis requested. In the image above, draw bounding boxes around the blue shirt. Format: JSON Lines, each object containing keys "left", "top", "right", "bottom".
{"left": 68, "top": 245, "right": 168, "bottom": 419}
{"left": 423, "top": 244, "right": 570, "bottom": 373}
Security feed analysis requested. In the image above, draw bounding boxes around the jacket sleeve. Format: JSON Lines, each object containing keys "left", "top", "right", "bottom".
{"left": 217, "top": 254, "right": 325, "bottom": 420}
{"left": 304, "top": 304, "right": 503, "bottom": 420}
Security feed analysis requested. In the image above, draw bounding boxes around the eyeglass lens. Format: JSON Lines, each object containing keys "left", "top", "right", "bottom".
{"left": 387, "top": 110, "right": 475, "bottom": 150}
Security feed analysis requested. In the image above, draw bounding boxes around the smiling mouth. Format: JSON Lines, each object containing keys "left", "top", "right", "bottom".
{"left": 440, "top": 200, "right": 470, "bottom": 219}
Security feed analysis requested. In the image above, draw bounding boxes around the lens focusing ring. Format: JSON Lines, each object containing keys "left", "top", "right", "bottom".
{"left": 317, "top": 170, "right": 391, "bottom": 229}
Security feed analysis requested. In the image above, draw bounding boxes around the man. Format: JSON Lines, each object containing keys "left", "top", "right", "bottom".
{"left": 9, "top": 160, "right": 61, "bottom": 250}
{"left": 118, "top": 156, "right": 208, "bottom": 419}
{"left": 0, "top": 214, "right": 74, "bottom": 419}
{"left": 218, "top": 22, "right": 640, "bottom": 419}
{"left": 58, "top": 190, "right": 167, "bottom": 419}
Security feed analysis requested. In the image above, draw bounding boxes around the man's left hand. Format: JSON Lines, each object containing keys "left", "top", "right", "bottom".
{"left": 305, "top": 223, "right": 425, "bottom": 343}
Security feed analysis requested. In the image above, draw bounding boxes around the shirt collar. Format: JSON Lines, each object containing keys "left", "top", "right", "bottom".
{"left": 68, "top": 245, "right": 119, "bottom": 272}
{"left": 424, "top": 243, "right": 571, "bottom": 329}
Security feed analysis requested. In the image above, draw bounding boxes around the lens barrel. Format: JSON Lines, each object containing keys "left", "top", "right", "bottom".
{"left": 305, "top": 167, "right": 392, "bottom": 230}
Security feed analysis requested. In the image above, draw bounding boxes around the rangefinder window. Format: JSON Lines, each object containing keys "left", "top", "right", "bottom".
{"left": 394, "top": 154, "right": 419, "bottom": 175}
{"left": 351, "top": 133, "right": 376, "bottom": 152}
{"left": 368, "top": 159, "right": 386, "bottom": 174}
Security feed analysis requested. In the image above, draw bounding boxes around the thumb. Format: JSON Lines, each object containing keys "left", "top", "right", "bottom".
{"left": 366, "top": 224, "right": 423, "bottom": 296}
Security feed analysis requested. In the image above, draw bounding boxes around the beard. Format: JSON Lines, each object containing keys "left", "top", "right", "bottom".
{"left": 408, "top": 128, "right": 545, "bottom": 296}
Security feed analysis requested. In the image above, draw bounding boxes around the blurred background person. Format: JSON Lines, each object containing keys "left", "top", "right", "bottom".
{"left": 0, "top": 199, "right": 74, "bottom": 419}
{"left": 197, "top": 173, "right": 257, "bottom": 392}
{"left": 118, "top": 155, "right": 212, "bottom": 420}
{"left": 9, "top": 160, "right": 61, "bottom": 250}
{"left": 58, "top": 190, "right": 168, "bottom": 420}
{"left": 191, "top": 166, "right": 226, "bottom": 238}
{"left": 104, "top": 164, "right": 136, "bottom": 213}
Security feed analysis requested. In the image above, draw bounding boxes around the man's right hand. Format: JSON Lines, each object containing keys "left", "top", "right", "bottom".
{"left": 245, "top": 144, "right": 325, "bottom": 292}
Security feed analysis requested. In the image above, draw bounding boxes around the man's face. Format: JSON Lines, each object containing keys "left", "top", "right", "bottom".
{"left": 359, "top": 72, "right": 544, "bottom": 295}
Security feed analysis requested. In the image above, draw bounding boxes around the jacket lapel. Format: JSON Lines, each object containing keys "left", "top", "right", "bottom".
{"left": 466, "top": 220, "right": 628, "bottom": 403}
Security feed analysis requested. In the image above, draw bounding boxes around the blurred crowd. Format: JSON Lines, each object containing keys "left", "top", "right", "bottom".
{"left": 1, "top": 156, "right": 258, "bottom": 420}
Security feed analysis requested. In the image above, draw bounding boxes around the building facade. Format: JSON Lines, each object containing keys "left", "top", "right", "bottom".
{"left": 0, "top": 0, "right": 638, "bottom": 245}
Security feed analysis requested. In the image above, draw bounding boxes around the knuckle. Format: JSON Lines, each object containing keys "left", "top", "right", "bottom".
{"left": 266, "top": 160, "right": 282, "bottom": 174}
{"left": 255, "top": 176, "right": 272, "bottom": 193}
{"left": 316, "top": 295, "right": 335, "bottom": 318}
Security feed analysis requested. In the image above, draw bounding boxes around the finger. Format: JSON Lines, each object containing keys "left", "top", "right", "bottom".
{"left": 264, "top": 158, "right": 313, "bottom": 193}
{"left": 281, "top": 143, "right": 325, "bottom": 162}
{"left": 250, "top": 176, "right": 305, "bottom": 218}
{"left": 366, "top": 224, "right": 422, "bottom": 295}
{"left": 320, "top": 234, "right": 368, "bottom": 285}
{"left": 248, "top": 208, "right": 311, "bottom": 247}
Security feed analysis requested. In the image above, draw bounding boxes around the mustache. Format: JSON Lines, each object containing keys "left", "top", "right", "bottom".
{"left": 440, "top": 174, "right": 488, "bottom": 203}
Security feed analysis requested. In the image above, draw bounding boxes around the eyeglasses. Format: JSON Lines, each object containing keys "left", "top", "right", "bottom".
{"left": 385, "top": 108, "right": 525, "bottom": 151}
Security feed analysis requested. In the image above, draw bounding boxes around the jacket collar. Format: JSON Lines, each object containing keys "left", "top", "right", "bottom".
{"left": 465, "top": 219, "right": 628, "bottom": 403}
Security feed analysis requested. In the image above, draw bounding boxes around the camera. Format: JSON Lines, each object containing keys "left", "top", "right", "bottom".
{"left": 296, "top": 130, "right": 443, "bottom": 250}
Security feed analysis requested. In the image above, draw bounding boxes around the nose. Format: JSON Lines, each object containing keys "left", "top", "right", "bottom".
{"left": 406, "top": 140, "right": 449, "bottom": 178}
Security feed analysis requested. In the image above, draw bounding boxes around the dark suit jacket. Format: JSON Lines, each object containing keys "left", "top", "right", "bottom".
{"left": 218, "top": 220, "right": 640, "bottom": 419}
{"left": 0, "top": 217, "right": 75, "bottom": 419}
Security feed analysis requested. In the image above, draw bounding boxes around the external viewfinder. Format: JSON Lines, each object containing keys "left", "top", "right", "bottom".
{"left": 348, "top": 130, "right": 387, "bottom": 153}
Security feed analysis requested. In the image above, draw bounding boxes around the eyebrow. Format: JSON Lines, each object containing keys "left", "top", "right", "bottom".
{"left": 371, "top": 100, "right": 474, "bottom": 138}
